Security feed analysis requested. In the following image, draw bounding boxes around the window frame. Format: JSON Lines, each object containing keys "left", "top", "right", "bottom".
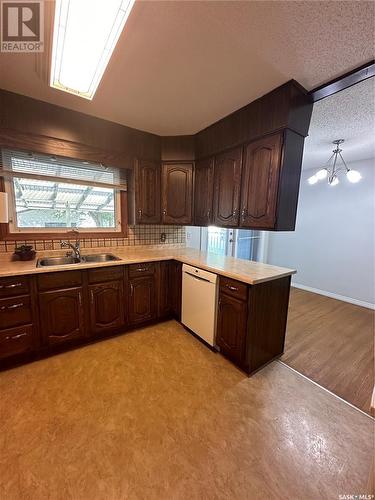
{"left": 0, "top": 177, "right": 128, "bottom": 241}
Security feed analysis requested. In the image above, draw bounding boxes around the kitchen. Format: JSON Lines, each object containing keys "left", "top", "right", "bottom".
{"left": 0, "top": 1, "right": 374, "bottom": 499}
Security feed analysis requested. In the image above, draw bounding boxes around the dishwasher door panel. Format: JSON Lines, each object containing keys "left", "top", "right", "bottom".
{"left": 181, "top": 268, "right": 218, "bottom": 347}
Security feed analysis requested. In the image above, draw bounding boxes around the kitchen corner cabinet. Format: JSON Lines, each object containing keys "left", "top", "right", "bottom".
{"left": 161, "top": 163, "right": 193, "bottom": 224}
{"left": 216, "top": 275, "right": 291, "bottom": 375}
{"left": 135, "top": 159, "right": 161, "bottom": 224}
{"left": 194, "top": 157, "right": 214, "bottom": 226}
{"left": 212, "top": 147, "right": 243, "bottom": 227}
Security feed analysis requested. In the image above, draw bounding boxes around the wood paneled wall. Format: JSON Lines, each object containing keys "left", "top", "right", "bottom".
{"left": 0, "top": 90, "right": 161, "bottom": 168}
{"left": 195, "top": 80, "right": 312, "bottom": 158}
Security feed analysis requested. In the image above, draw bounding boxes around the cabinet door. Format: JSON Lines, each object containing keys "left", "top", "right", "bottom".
{"left": 89, "top": 280, "right": 124, "bottom": 335}
{"left": 240, "top": 133, "right": 282, "bottom": 229}
{"left": 161, "top": 163, "right": 193, "bottom": 224}
{"left": 216, "top": 292, "right": 247, "bottom": 367}
{"left": 135, "top": 159, "right": 161, "bottom": 224}
{"left": 194, "top": 157, "right": 214, "bottom": 226}
{"left": 39, "top": 288, "right": 85, "bottom": 346}
{"left": 213, "top": 147, "right": 242, "bottom": 227}
{"left": 157, "top": 261, "right": 171, "bottom": 318}
{"left": 129, "top": 276, "right": 156, "bottom": 326}
{"left": 168, "top": 260, "right": 182, "bottom": 321}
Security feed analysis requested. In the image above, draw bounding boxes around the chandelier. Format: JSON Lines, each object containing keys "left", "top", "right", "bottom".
{"left": 308, "top": 139, "right": 362, "bottom": 186}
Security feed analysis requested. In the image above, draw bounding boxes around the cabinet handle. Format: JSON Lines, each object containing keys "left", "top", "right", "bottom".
{"left": 162, "top": 209, "right": 167, "bottom": 216}
{"left": 130, "top": 283, "right": 134, "bottom": 296}
{"left": 5, "top": 332, "right": 28, "bottom": 341}
{"left": 0, "top": 302, "right": 23, "bottom": 311}
{"left": 90, "top": 290, "right": 94, "bottom": 305}
{"left": 226, "top": 285, "right": 238, "bottom": 292}
{"left": 78, "top": 292, "right": 82, "bottom": 307}
{"left": 138, "top": 209, "right": 142, "bottom": 217}
{"left": 241, "top": 208, "right": 247, "bottom": 221}
{"left": 233, "top": 208, "right": 238, "bottom": 218}
{"left": 136, "top": 267, "right": 147, "bottom": 272}
{"left": 207, "top": 209, "right": 211, "bottom": 219}
{"left": 0, "top": 282, "right": 22, "bottom": 289}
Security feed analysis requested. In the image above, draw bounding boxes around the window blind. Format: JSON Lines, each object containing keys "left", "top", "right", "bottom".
{"left": 0, "top": 148, "right": 127, "bottom": 191}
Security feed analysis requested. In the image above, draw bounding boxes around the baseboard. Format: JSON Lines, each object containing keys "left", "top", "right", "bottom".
{"left": 291, "top": 282, "right": 375, "bottom": 310}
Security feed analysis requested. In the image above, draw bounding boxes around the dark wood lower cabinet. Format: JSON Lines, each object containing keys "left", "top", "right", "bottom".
{"left": 129, "top": 276, "right": 156, "bottom": 326}
{"left": 216, "top": 275, "right": 291, "bottom": 374}
{"left": 157, "top": 261, "right": 171, "bottom": 318}
{"left": 39, "top": 287, "right": 85, "bottom": 347}
{"left": 216, "top": 293, "right": 248, "bottom": 367}
{"left": 169, "top": 260, "right": 182, "bottom": 321}
{"left": 0, "top": 263, "right": 291, "bottom": 377}
{"left": 89, "top": 280, "right": 125, "bottom": 335}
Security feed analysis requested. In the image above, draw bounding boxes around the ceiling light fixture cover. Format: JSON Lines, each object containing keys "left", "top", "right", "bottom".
{"left": 50, "top": 0, "right": 135, "bottom": 100}
{"left": 307, "top": 139, "right": 362, "bottom": 186}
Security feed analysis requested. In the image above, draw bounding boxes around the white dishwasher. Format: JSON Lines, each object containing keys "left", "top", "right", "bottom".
{"left": 181, "top": 264, "right": 218, "bottom": 347}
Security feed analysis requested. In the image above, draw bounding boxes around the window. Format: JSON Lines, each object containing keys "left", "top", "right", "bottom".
{"left": 1, "top": 149, "right": 127, "bottom": 235}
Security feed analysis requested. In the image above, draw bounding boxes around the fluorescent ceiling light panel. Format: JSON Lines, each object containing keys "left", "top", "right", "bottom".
{"left": 50, "top": 0, "right": 135, "bottom": 100}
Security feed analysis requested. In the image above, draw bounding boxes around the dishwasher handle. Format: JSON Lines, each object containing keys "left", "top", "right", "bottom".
{"left": 184, "top": 271, "right": 212, "bottom": 284}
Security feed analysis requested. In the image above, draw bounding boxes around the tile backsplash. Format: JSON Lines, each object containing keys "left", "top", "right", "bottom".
{"left": 0, "top": 225, "right": 186, "bottom": 253}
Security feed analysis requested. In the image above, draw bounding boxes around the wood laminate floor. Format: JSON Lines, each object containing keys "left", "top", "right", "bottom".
{"left": 0, "top": 320, "right": 374, "bottom": 500}
{"left": 282, "top": 288, "right": 374, "bottom": 414}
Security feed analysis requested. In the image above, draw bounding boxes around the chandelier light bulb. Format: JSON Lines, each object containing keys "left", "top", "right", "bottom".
{"left": 315, "top": 169, "right": 327, "bottom": 180}
{"left": 308, "top": 175, "right": 318, "bottom": 185}
{"left": 329, "top": 176, "right": 339, "bottom": 186}
{"left": 346, "top": 169, "right": 362, "bottom": 183}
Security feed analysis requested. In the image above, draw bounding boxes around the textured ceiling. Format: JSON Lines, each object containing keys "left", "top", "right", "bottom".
{"left": 302, "top": 78, "right": 375, "bottom": 170}
{"left": 0, "top": 0, "right": 374, "bottom": 135}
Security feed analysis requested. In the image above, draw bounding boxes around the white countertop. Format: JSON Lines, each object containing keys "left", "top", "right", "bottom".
{"left": 0, "top": 246, "right": 296, "bottom": 285}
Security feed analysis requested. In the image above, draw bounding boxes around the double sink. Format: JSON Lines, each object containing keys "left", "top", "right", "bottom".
{"left": 37, "top": 253, "right": 121, "bottom": 268}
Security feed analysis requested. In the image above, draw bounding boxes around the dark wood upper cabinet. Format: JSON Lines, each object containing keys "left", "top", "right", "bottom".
{"left": 39, "top": 287, "right": 85, "bottom": 346}
{"left": 194, "top": 157, "right": 214, "bottom": 226}
{"left": 212, "top": 147, "right": 242, "bottom": 227}
{"left": 128, "top": 276, "right": 156, "bottom": 326}
{"left": 135, "top": 159, "right": 161, "bottom": 224}
{"left": 240, "top": 132, "right": 282, "bottom": 229}
{"left": 161, "top": 163, "right": 193, "bottom": 224}
{"left": 89, "top": 280, "right": 125, "bottom": 336}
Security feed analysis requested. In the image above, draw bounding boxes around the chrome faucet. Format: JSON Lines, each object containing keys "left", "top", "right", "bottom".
{"left": 61, "top": 240, "right": 81, "bottom": 260}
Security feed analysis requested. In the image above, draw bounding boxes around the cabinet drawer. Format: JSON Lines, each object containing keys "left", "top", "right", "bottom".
{"left": 0, "top": 324, "right": 34, "bottom": 360}
{"left": 219, "top": 277, "right": 248, "bottom": 301}
{"left": 88, "top": 266, "right": 124, "bottom": 284}
{"left": 0, "top": 276, "right": 29, "bottom": 298}
{"left": 37, "top": 271, "right": 82, "bottom": 291}
{"left": 0, "top": 295, "right": 32, "bottom": 329}
{"left": 129, "top": 262, "right": 155, "bottom": 277}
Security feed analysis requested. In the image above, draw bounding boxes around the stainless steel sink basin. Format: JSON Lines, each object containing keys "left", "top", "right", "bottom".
{"left": 37, "top": 256, "right": 81, "bottom": 267}
{"left": 37, "top": 253, "right": 120, "bottom": 267}
{"left": 82, "top": 254, "right": 121, "bottom": 263}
